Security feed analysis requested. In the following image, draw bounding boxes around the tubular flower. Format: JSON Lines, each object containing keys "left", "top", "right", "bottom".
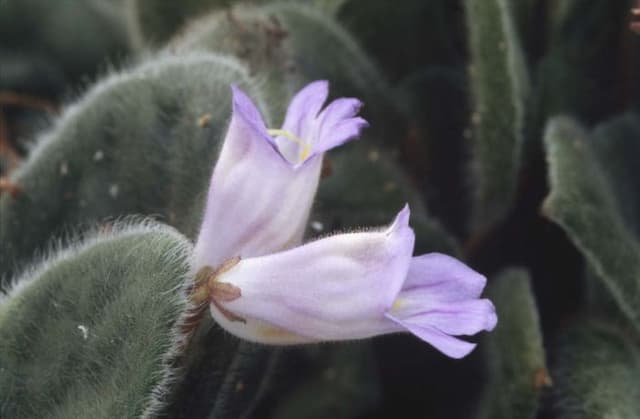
{"left": 193, "top": 81, "right": 368, "bottom": 269}
{"left": 200, "top": 206, "right": 497, "bottom": 359}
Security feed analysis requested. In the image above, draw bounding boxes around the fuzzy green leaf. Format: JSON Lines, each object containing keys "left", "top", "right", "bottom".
{"left": 0, "top": 52, "right": 262, "bottom": 283}
{"left": 553, "top": 319, "right": 640, "bottom": 419}
{"left": 589, "top": 114, "right": 640, "bottom": 237}
{"left": 0, "top": 221, "right": 191, "bottom": 419}
{"left": 465, "top": 0, "right": 530, "bottom": 232}
{"left": 171, "top": 2, "right": 394, "bottom": 129}
{"left": 0, "top": 52, "right": 285, "bottom": 418}
{"left": 543, "top": 116, "right": 640, "bottom": 332}
{"left": 477, "top": 269, "right": 547, "bottom": 419}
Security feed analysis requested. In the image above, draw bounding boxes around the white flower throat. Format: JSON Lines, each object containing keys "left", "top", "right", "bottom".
{"left": 268, "top": 128, "right": 312, "bottom": 163}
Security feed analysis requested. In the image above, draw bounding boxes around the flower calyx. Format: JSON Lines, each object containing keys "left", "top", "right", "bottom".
{"left": 191, "top": 256, "right": 245, "bottom": 323}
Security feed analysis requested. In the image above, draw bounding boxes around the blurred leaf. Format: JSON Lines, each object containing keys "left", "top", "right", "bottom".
{"left": 465, "top": 0, "right": 530, "bottom": 232}
{"left": 127, "top": 0, "right": 227, "bottom": 47}
{"left": 543, "top": 115, "right": 640, "bottom": 332}
{"left": 589, "top": 114, "right": 640, "bottom": 237}
{"left": 171, "top": 2, "right": 396, "bottom": 134}
{"left": 0, "top": 0, "right": 131, "bottom": 96}
{"left": 553, "top": 319, "right": 640, "bottom": 419}
{"left": 314, "top": 140, "right": 460, "bottom": 256}
{"left": 397, "top": 67, "right": 469, "bottom": 237}
{"left": 128, "top": 0, "right": 348, "bottom": 48}
{"left": 337, "top": 0, "right": 469, "bottom": 235}
{"left": 477, "top": 269, "right": 547, "bottom": 419}
{"left": 265, "top": 343, "right": 379, "bottom": 419}
{"left": 531, "top": 0, "right": 628, "bottom": 143}
{"left": 337, "top": 0, "right": 463, "bottom": 81}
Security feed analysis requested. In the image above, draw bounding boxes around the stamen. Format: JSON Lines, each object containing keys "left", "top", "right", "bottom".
{"left": 391, "top": 298, "right": 404, "bottom": 312}
{"left": 267, "top": 128, "right": 312, "bottom": 162}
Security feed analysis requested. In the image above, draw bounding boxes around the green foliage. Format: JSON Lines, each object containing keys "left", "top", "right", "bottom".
{"left": 0, "top": 0, "right": 131, "bottom": 96}
{"left": 268, "top": 344, "right": 379, "bottom": 419}
{"left": 553, "top": 319, "right": 640, "bottom": 419}
{"left": 6, "top": 0, "right": 640, "bottom": 417}
{"left": 0, "top": 221, "right": 191, "bottom": 419}
{"left": 163, "top": 330, "right": 276, "bottom": 419}
{"left": 128, "top": 0, "right": 348, "bottom": 48}
{"left": 332, "top": 0, "right": 469, "bottom": 236}
{"left": 314, "top": 140, "right": 460, "bottom": 256}
{"left": 509, "top": 0, "right": 539, "bottom": 55}
{"left": 543, "top": 116, "right": 640, "bottom": 332}
{"left": 465, "top": 0, "right": 530, "bottom": 233}
{"left": 336, "top": 0, "right": 460, "bottom": 82}
{"left": 0, "top": 52, "right": 261, "bottom": 283}
{"left": 532, "top": 0, "right": 628, "bottom": 130}
{"left": 589, "top": 114, "right": 640, "bottom": 237}
{"left": 477, "top": 269, "right": 547, "bottom": 419}
{"left": 171, "top": 2, "right": 394, "bottom": 129}
{"left": 127, "top": 0, "right": 227, "bottom": 47}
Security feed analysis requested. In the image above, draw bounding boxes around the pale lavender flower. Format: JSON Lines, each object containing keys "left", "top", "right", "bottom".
{"left": 203, "top": 206, "right": 497, "bottom": 359}
{"left": 192, "top": 83, "right": 495, "bottom": 359}
{"left": 193, "top": 81, "right": 367, "bottom": 269}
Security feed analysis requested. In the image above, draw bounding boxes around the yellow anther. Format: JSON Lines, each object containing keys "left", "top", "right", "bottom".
{"left": 392, "top": 299, "right": 404, "bottom": 312}
{"left": 267, "top": 129, "right": 312, "bottom": 162}
{"left": 299, "top": 147, "right": 311, "bottom": 161}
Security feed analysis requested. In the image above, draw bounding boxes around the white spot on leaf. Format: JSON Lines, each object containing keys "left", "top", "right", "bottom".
{"left": 109, "top": 184, "right": 119, "bottom": 198}
{"left": 77, "top": 325, "right": 89, "bottom": 340}
{"left": 93, "top": 150, "right": 104, "bottom": 161}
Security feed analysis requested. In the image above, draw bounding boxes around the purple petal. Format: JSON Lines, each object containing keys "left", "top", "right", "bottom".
{"left": 386, "top": 313, "right": 477, "bottom": 359}
{"left": 404, "top": 253, "right": 487, "bottom": 301}
{"left": 317, "top": 98, "right": 364, "bottom": 128}
{"left": 309, "top": 97, "right": 368, "bottom": 155}
{"left": 384, "top": 253, "right": 496, "bottom": 358}
{"left": 281, "top": 80, "right": 329, "bottom": 139}
{"left": 314, "top": 117, "right": 369, "bottom": 156}
{"left": 194, "top": 86, "right": 323, "bottom": 269}
{"left": 230, "top": 84, "right": 272, "bottom": 145}
{"left": 213, "top": 207, "right": 415, "bottom": 343}
{"left": 399, "top": 299, "right": 497, "bottom": 336}
{"left": 275, "top": 83, "right": 368, "bottom": 165}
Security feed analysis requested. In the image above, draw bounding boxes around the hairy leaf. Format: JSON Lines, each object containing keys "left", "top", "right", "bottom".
{"left": 0, "top": 221, "right": 191, "bottom": 419}
{"left": 544, "top": 116, "right": 640, "bottom": 332}
{"left": 477, "top": 269, "right": 547, "bottom": 419}
{"left": 553, "top": 319, "right": 640, "bottom": 419}
{"left": 0, "top": 52, "right": 261, "bottom": 283}
{"left": 465, "top": 0, "right": 530, "bottom": 232}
